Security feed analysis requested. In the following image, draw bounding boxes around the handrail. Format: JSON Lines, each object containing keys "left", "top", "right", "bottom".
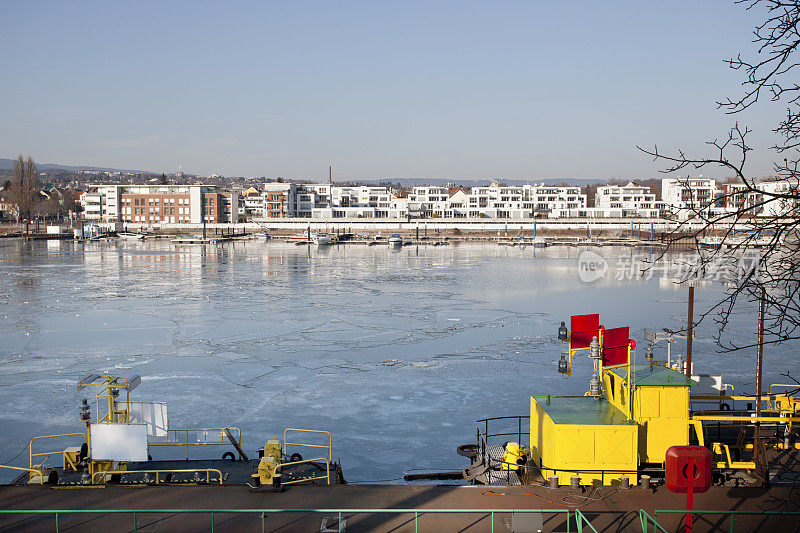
{"left": 0, "top": 465, "right": 44, "bottom": 484}
{"left": 654, "top": 509, "right": 800, "bottom": 532}
{"left": 638, "top": 509, "right": 670, "bottom": 533}
{"left": 0, "top": 508, "right": 571, "bottom": 533}
{"left": 575, "top": 509, "right": 599, "bottom": 532}
{"left": 91, "top": 468, "right": 223, "bottom": 485}
{"left": 769, "top": 383, "right": 799, "bottom": 395}
{"left": 276, "top": 457, "right": 330, "bottom": 486}
{"left": 149, "top": 427, "right": 242, "bottom": 460}
{"left": 284, "top": 429, "right": 332, "bottom": 462}
{"left": 29, "top": 433, "right": 87, "bottom": 470}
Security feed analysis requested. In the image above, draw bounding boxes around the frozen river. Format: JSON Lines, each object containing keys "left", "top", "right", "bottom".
{"left": 0, "top": 238, "right": 796, "bottom": 483}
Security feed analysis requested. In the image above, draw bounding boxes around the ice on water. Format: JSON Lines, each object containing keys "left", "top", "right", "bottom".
{"left": 0, "top": 238, "right": 796, "bottom": 483}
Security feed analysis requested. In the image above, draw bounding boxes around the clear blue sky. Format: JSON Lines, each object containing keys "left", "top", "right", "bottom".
{"left": 0, "top": 1, "right": 783, "bottom": 181}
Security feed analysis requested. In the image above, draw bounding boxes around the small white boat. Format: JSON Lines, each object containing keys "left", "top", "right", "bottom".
{"left": 313, "top": 233, "right": 332, "bottom": 245}
{"left": 388, "top": 234, "right": 403, "bottom": 246}
{"left": 118, "top": 232, "right": 147, "bottom": 240}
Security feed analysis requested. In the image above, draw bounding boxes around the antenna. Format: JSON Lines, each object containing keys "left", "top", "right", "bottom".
{"left": 329, "top": 165, "right": 332, "bottom": 185}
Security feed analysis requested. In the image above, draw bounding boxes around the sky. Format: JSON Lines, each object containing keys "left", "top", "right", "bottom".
{"left": 0, "top": 1, "right": 787, "bottom": 181}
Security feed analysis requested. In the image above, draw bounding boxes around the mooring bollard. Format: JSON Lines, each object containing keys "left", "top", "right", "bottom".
{"left": 570, "top": 475, "right": 580, "bottom": 489}
{"left": 620, "top": 474, "right": 630, "bottom": 489}
{"left": 640, "top": 474, "right": 651, "bottom": 489}
{"left": 549, "top": 475, "right": 559, "bottom": 489}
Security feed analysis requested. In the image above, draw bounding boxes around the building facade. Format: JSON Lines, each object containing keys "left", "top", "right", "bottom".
{"left": 594, "top": 182, "right": 661, "bottom": 218}
{"left": 80, "top": 184, "right": 239, "bottom": 224}
{"left": 661, "top": 177, "right": 721, "bottom": 220}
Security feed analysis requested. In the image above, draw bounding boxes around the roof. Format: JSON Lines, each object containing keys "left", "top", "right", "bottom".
{"left": 532, "top": 396, "right": 635, "bottom": 426}
{"left": 608, "top": 364, "right": 697, "bottom": 387}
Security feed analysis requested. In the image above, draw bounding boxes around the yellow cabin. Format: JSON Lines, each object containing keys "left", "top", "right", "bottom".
{"left": 530, "top": 395, "right": 638, "bottom": 486}
{"left": 604, "top": 364, "right": 693, "bottom": 464}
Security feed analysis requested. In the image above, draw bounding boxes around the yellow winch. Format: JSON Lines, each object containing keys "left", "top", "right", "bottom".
{"left": 502, "top": 442, "right": 527, "bottom": 471}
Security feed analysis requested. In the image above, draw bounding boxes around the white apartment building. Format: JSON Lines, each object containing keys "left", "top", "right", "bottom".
{"left": 723, "top": 179, "right": 799, "bottom": 217}
{"left": 594, "top": 182, "right": 661, "bottom": 218}
{"left": 661, "top": 177, "right": 721, "bottom": 220}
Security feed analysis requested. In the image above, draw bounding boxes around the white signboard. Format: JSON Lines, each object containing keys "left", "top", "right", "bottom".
{"left": 89, "top": 423, "right": 148, "bottom": 462}
{"left": 127, "top": 402, "right": 168, "bottom": 438}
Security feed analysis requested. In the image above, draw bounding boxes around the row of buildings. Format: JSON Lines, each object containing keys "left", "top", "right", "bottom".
{"left": 79, "top": 177, "right": 798, "bottom": 224}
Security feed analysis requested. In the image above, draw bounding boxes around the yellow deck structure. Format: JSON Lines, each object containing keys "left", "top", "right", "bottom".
{"left": 604, "top": 364, "right": 694, "bottom": 464}
{"left": 530, "top": 395, "right": 638, "bottom": 486}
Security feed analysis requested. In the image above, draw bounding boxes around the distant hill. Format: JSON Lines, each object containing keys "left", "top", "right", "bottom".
{"left": 335, "top": 177, "right": 605, "bottom": 187}
{"left": 0, "top": 158, "right": 151, "bottom": 173}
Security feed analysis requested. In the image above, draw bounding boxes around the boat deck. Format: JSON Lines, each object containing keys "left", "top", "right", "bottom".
{"left": 0, "top": 483, "right": 798, "bottom": 532}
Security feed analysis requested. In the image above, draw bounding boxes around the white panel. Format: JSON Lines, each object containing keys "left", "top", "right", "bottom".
{"left": 691, "top": 374, "right": 724, "bottom": 407}
{"left": 127, "top": 402, "right": 168, "bottom": 438}
{"left": 89, "top": 423, "right": 148, "bottom": 461}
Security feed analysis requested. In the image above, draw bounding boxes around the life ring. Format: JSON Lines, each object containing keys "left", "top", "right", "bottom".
{"left": 290, "top": 453, "right": 303, "bottom": 462}
{"left": 720, "top": 403, "right": 731, "bottom": 411}
{"left": 222, "top": 452, "right": 236, "bottom": 461}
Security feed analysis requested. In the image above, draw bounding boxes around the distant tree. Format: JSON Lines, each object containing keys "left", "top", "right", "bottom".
{"left": 7, "top": 155, "right": 39, "bottom": 223}
{"left": 159, "top": 173, "right": 169, "bottom": 185}
{"left": 2, "top": 180, "right": 10, "bottom": 190}
{"left": 640, "top": 0, "right": 800, "bottom": 351}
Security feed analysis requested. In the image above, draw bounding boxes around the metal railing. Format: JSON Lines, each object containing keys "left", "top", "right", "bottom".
{"left": 29, "top": 433, "right": 87, "bottom": 471}
{"left": 90, "top": 468, "right": 223, "bottom": 485}
{"left": 474, "top": 415, "right": 640, "bottom": 486}
{"left": 0, "top": 465, "right": 44, "bottom": 484}
{"left": 574, "top": 509, "right": 599, "bottom": 533}
{"left": 0, "top": 507, "right": 570, "bottom": 533}
{"left": 276, "top": 457, "right": 330, "bottom": 486}
{"left": 638, "top": 509, "right": 670, "bottom": 533}
{"left": 149, "top": 427, "right": 242, "bottom": 460}
{"left": 476, "top": 415, "right": 529, "bottom": 450}
{"left": 653, "top": 510, "right": 800, "bottom": 532}
{"left": 284, "top": 428, "right": 332, "bottom": 462}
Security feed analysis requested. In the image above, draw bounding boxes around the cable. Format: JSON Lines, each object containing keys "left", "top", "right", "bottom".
{"left": 480, "top": 485, "right": 617, "bottom": 508}
{"left": 0, "top": 443, "right": 29, "bottom": 466}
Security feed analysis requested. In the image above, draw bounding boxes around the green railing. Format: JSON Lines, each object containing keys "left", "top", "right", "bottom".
{"left": 653, "top": 510, "right": 800, "bottom": 532}
{"left": 639, "top": 509, "right": 670, "bottom": 533}
{"left": 575, "top": 509, "right": 599, "bottom": 532}
{"left": 4, "top": 507, "right": 798, "bottom": 532}
{"left": 0, "top": 507, "right": 570, "bottom": 533}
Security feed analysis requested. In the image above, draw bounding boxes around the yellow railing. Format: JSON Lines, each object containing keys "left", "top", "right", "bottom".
{"left": 277, "top": 457, "right": 330, "bottom": 486}
{"left": 711, "top": 442, "right": 756, "bottom": 470}
{"left": 0, "top": 465, "right": 44, "bottom": 484}
{"left": 91, "top": 468, "right": 223, "bottom": 485}
{"left": 29, "top": 433, "right": 87, "bottom": 471}
{"left": 149, "top": 428, "right": 242, "bottom": 460}
{"left": 284, "top": 428, "right": 332, "bottom": 462}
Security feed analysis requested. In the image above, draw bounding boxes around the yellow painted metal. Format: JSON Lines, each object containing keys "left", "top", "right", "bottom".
{"left": 564, "top": 329, "right": 603, "bottom": 376}
{"left": 689, "top": 420, "right": 705, "bottom": 447}
{"left": 255, "top": 456, "right": 278, "bottom": 485}
{"left": 263, "top": 439, "right": 281, "bottom": 463}
{"left": 29, "top": 433, "right": 88, "bottom": 472}
{"left": 284, "top": 428, "right": 332, "bottom": 462}
{"left": 692, "top": 415, "right": 800, "bottom": 423}
{"left": 530, "top": 397, "right": 637, "bottom": 486}
{"left": 602, "top": 364, "right": 691, "bottom": 463}
{"left": 91, "top": 468, "right": 223, "bottom": 485}
{"left": 634, "top": 383, "right": 689, "bottom": 462}
{"left": 501, "top": 442, "right": 524, "bottom": 471}
{"left": 62, "top": 447, "right": 82, "bottom": 471}
{"left": 711, "top": 442, "right": 756, "bottom": 470}
{"left": 78, "top": 374, "right": 139, "bottom": 425}
{"left": 276, "top": 457, "right": 330, "bottom": 486}
{"left": 0, "top": 464, "right": 44, "bottom": 484}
